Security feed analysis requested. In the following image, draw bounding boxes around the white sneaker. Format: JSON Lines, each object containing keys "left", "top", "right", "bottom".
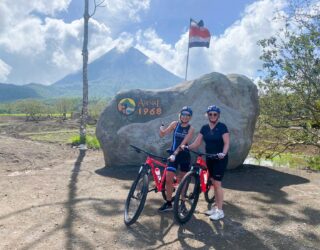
{"left": 209, "top": 209, "right": 224, "bottom": 220}
{"left": 205, "top": 207, "right": 218, "bottom": 216}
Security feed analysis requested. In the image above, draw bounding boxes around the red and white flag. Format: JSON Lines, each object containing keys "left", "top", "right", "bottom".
{"left": 189, "top": 19, "right": 211, "bottom": 48}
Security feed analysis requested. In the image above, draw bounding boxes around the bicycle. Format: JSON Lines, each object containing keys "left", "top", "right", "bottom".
{"left": 173, "top": 149, "right": 218, "bottom": 224}
{"left": 124, "top": 145, "right": 177, "bottom": 226}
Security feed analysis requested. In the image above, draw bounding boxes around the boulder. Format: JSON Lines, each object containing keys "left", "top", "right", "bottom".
{"left": 96, "top": 72, "right": 259, "bottom": 169}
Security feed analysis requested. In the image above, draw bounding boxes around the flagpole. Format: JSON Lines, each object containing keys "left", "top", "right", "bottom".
{"left": 185, "top": 18, "right": 191, "bottom": 81}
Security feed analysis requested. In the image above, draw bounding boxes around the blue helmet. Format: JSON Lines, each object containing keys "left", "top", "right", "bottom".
{"left": 180, "top": 106, "right": 193, "bottom": 116}
{"left": 206, "top": 105, "right": 221, "bottom": 114}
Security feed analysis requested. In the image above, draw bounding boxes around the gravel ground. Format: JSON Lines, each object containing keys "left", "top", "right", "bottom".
{"left": 0, "top": 136, "right": 320, "bottom": 250}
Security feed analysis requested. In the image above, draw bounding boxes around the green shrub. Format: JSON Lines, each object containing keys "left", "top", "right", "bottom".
{"left": 70, "top": 135, "right": 100, "bottom": 149}
{"left": 307, "top": 156, "right": 320, "bottom": 171}
{"left": 271, "top": 153, "right": 306, "bottom": 168}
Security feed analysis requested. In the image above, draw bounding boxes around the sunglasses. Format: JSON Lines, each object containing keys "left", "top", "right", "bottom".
{"left": 181, "top": 112, "right": 191, "bottom": 117}
{"left": 208, "top": 112, "right": 218, "bottom": 117}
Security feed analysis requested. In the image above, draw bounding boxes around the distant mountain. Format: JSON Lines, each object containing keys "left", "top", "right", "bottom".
{"left": 52, "top": 47, "right": 183, "bottom": 97}
{"left": 0, "top": 47, "right": 183, "bottom": 102}
{"left": 0, "top": 83, "right": 41, "bottom": 102}
{"left": 25, "top": 83, "right": 60, "bottom": 97}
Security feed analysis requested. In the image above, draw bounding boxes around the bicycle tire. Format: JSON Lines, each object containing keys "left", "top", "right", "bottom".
{"left": 124, "top": 171, "right": 149, "bottom": 226}
{"left": 173, "top": 171, "right": 200, "bottom": 224}
{"left": 204, "top": 180, "right": 215, "bottom": 203}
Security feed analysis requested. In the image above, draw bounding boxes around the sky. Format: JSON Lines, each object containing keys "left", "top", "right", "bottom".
{"left": 0, "top": 0, "right": 296, "bottom": 85}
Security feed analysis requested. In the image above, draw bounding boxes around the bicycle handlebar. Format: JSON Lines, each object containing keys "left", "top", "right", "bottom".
{"left": 186, "top": 148, "right": 218, "bottom": 159}
{"left": 130, "top": 145, "right": 168, "bottom": 162}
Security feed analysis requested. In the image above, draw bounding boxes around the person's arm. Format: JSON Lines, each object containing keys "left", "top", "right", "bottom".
{"left": 185, "top": 133, "right": 203, "bottom": 151}
{"left": 173, "top": 126, "right": 195, "bottom": 155}
{"left": 159, "top": 121, "right": 177, "bottom": 138}
{"left": 222, "top": 133, "right": 230, "bottom": 155}
{"left": 218, "top": 132, "right": 230, "bottom": 159}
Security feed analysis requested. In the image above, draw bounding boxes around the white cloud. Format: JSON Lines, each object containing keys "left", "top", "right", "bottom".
{"left": 135, "top": 0, "right": 288, "bottom": 80}
{"left": 1, "top": 0, "right": 71, "bottom": 16}
{"left": 135, "top": 29, "right": 186, "bottom": 77}
{"left": 0, "top": 17, "right": 46, "bottom": 55}
{"left": 0, "top": 0, "right": 151, "bottom": 84}
{"left": 0, "top": 59, "right": 11, "bottom": 81}
{"left": 0, "top": 0, "right": 292, "bottom": 84}
{"left": 101, "top": 0, "right": 150, "bottom": 22}
{"left": 206, "top": 0, "right": 287, "bottom": 77}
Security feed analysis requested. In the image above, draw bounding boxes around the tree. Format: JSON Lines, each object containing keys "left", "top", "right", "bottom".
{"left": 16, "top": 99, "right": 45, "bottom": 121}
{"left": 258, "top": 0, "right": 320, "bottom": 156}
{"left": 88, "top": 98, "right": 109, "bottom": 120}
{"left": 55, "top": 98, "right": 79, "bottom": 120}
{"left": 80, "top": 0, "right": 105, "bottom": 146}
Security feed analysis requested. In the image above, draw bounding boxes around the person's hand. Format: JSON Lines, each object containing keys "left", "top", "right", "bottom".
{"left": 168, "top": 154, "right": 176, "bottom": 162}
{"left": 180, "top": 145, "right": 189, "bottom": 151}
{"left": 160, "top": 124, "right": 165, "bottom": 132}
{"left": 217, "top": 152, "right": 226, "bottom": 159}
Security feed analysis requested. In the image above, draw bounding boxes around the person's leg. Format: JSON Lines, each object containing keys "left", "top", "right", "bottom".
{"left": 165, "top": 170, "right": 175, "bottom": 201}
{"left": 177, "top": 152, "right": 190, "bottom": 182}
{"left": 209, "top": 179, "right": 224, "bottom": 220}
{"left": 213, "top": 180, "right": 223, "bottom": 210}
{"left": 209, "top": 158, "right": 227, "bottom": 220}
{"left": 159, "top": 164, "right": 176, "bottom": 212}
{"left": 205, "top": 158, "right": 218, "bottom": 215}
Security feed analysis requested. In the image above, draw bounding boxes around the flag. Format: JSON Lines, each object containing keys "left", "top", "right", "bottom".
{"left": 189, "top": 19, "right": 211, "bottom": 48}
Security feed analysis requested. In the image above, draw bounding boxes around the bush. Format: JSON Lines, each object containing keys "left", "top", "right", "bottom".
{"left": 307, "top": 156, "right": 320, "bottom": 171}
{"left": 70, "top": 135, "right": 100, "bottom": 149}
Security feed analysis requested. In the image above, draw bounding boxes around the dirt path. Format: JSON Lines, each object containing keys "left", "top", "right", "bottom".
{"left": 1, "top": 137, "right": 320, "bottom": 250}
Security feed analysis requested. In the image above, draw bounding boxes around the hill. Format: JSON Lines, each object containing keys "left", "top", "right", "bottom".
{"left": 52, "top": 47, "right": 183, "bottom": 97}
{"left": 0, "top": 83, "right": 41, "bottom": 102}
{"left": 0, "top": 47, "right": 183, "bottom": 102}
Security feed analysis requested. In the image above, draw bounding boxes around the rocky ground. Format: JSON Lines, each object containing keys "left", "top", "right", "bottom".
{"left": 0, "top": 118, "right": 319, "bottom": 249}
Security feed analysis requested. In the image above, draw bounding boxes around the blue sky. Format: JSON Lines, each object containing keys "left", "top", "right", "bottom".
{"left": 0, "top": 0, "right": 302, "bottom": 85}
{"left": 58, "top": 0, "right": 257, "bottom": 40}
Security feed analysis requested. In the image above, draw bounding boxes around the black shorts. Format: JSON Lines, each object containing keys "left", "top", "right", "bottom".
{"left": 206, "top": 156, "right": 228, "bottom": 181}
{"left": 167, "top": 151, "right": 191, "bottom": 173}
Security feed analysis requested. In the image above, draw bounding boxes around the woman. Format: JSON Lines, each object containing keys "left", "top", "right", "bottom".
{"left": 158, "top": 106, "right": 195, "bottom": 212}
{"left": 182, "top": 105, "right": 230, "bottom": 220}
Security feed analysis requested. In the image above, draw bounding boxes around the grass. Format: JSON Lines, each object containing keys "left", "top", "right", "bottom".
{"left": 0, "top": 113, "right": 71, "bottom": 118}
{"left": 69, "top": 135, "right": 100, "bottom": 149}
{"left": 29, "top": 131, "right": 79, "bottom": 144}
{"left": 271, "top": 153, "right": 308, "bottom": 168}
{"left": 248, "top": 151, "right": 320, "bottom": 171}
{"left": 307, "top": 156, "right": 320, "bottom": 171}
{"left": 0, "top": 113, "right": 26, "bottom": 117}
{"left": 25, "top": 128, "right": 96, "bottom": 145}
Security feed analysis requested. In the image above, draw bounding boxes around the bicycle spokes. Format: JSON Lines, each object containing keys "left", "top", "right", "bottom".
{"left": 124, "top": 173, "right": 149, "bottom": 226}
{"left": 174, "top": 172, "right": 200, "bottom": 224}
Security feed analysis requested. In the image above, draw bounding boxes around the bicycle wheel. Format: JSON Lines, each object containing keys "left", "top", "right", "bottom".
{"left": 204, "top": 179, "right": 215, "bottom": 203}
{"left": 173, "top": 171, "right": 200, "bottom": 224}
{"left": 124, "top": 171, "right": 149, "bottom": 226}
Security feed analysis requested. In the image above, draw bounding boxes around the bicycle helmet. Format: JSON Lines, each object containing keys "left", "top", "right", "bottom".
{"left": 206, "top": 105, "right": 221, "bottom": 114}
{"left": 180, "top": 106, "right": 193, "bottom": 116}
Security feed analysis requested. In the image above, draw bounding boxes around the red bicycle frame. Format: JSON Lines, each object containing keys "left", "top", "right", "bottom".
{"left": 195, "top": 154, "right": 211, "bottom": 193}
{"left": 145, "top": 156, "right": 168, "bottom": 192}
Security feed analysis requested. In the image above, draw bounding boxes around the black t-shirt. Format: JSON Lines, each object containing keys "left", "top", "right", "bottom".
{"left": 200, "top": 122, "right": 229, "bottom": 154}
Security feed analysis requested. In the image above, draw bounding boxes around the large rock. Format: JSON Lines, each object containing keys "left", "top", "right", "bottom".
{"left": 96, "top": 72, "right": 259, "bottom": 169}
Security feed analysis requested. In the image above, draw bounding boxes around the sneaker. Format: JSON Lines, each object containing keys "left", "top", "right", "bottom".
{"left": 158, "top": 201, "right": 173, "bottom": 212}
{"left": 205, "top": 207, "right": 218, "bottom": 216}
{"left": 209, "top": 209, "right": 224, "bottom": 220}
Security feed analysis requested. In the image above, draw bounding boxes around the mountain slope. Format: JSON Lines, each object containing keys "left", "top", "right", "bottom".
{"left": 0, "top": 47, "right": 183, "bottom": 102}
{"left": 0, "top": 83, "right": 41, "bottom": 102}
{"left": 53, "top": 47, "right": 183, "bottom": 97}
